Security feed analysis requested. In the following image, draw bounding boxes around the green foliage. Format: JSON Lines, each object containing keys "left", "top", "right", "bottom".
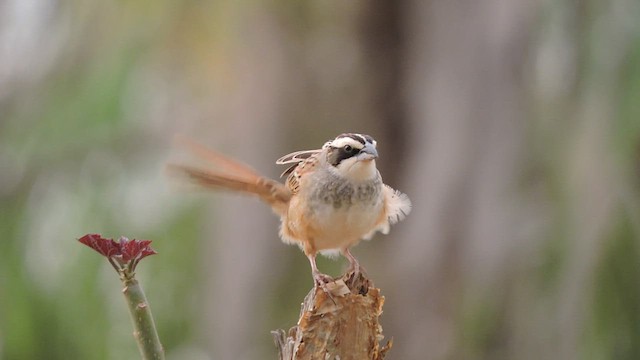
{"left": 587, "top": 212, "right": 640, "bottom": 360}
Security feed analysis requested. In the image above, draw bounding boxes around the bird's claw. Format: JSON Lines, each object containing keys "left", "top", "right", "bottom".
{"left": 313, "top": 271, "right": 337, "bottom": 305}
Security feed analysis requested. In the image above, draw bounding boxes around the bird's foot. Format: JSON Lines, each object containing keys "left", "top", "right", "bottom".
{"left": 312, "top": 271, "right": 337, "bottom": 304}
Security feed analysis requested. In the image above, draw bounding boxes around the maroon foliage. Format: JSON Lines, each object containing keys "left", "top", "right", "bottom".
{"left": 78, "top": 233, "right": 157, "bottom": 274}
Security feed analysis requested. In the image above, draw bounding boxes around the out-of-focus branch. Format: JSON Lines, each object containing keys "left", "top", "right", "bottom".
{"left": 272, "top": 272, "right": 392, "bottom": 360}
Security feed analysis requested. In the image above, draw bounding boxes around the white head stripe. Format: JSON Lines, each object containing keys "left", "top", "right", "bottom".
{"left": 330, "top": 137, "right": 365, "bottom": 149}
{"left": 353, "top": 134, "right": 367, "bottom": 143}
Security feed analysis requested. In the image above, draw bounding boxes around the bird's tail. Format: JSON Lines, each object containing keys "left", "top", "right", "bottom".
{"left": 166, "top": 135, "right": 291, "bottom": 215}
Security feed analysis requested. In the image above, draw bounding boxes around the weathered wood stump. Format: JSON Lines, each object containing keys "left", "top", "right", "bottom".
{"left": 272, "top": 272, "right": 392, "bottom": 360}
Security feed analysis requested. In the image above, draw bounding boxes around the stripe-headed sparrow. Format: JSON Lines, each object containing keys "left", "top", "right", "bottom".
{"left": 168, "top": 133, "right": 411, "bottom": 293}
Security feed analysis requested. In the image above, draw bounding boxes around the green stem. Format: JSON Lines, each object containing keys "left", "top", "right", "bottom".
{"left": 121, "top": 277, "right": 165, "bottom": 360}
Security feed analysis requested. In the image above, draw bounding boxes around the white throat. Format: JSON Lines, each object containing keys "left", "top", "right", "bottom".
{"left": 334, "top": 158, "right": 378, "bottom": 182}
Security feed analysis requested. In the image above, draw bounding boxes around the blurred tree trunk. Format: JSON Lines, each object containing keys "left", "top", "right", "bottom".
{"left": 193, "top": 6, "right": 291, "bottom": 360}
{"left": 383, "top": 1, "right": 536, "bottom": 359}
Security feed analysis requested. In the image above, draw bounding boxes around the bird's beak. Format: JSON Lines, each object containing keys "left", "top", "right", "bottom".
{"left": 357, "top": 143, "right": 378, "bottom": 161}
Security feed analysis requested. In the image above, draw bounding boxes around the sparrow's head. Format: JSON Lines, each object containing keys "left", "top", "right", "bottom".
{"left": 324, "top": 133, "right": 379, "bottom": 180}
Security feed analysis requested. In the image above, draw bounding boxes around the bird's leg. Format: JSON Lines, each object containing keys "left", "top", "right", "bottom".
{"left": 342, "top": 248, "right": 367, "bottom": 286}
{"left": 307, "top": 253, "right": 336, "bottom": 303}
{"left": 307, "top": 252, "right": 334, "bottom": 284}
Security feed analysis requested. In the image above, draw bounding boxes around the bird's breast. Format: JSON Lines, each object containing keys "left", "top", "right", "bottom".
{"left": 299, "top": 175, "right": 384, "bottom": 249}
{"left": 308, "top": 175, "right": 382, "bottom": 209}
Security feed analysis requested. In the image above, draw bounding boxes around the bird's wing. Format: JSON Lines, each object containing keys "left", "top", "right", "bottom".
{"left": 276, "top": 149, "right": 322, "bottom": 178}
{"left": 363, "top": 185, "right": 412, "bottom": 239}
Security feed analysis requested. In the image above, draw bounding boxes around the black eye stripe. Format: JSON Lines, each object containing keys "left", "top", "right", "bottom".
{"left": 327, "top": 147, "right": 358, "bottom": 166}
{"left": 328, "top": 133, "right": 376, "bottom": 165}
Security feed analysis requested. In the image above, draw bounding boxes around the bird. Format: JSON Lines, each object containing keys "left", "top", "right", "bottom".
{"left": 167, "top": 133, "right": 411, "bottom": 293}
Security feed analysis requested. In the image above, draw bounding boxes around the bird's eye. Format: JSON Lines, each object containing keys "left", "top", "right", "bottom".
{"left": 344, "top": 145, "right": 353, "bottom": 152}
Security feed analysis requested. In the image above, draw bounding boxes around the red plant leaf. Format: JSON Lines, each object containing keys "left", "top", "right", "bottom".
{"left": 120, "top": 237, "right": 157, "bottom": 262}
{"left": 119, "top": 237, "right": 136, "bottom": 261}
{"left": 79, "top": 233, "right": 157, "bottom": 272}
{"left": 78, "top": 234, "right": 121, "bottom": 258}
{"left": 139, "top": 244, "right": 158, "bottom": 260}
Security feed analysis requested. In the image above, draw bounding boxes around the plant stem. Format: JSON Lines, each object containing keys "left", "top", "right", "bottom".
{"left": 122, "top": 277, "right": 165, "bottom": 360}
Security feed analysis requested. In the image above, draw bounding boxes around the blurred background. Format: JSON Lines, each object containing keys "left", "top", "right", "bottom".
{"left": 1, "top": 0, "right": 639, "bottom": 359}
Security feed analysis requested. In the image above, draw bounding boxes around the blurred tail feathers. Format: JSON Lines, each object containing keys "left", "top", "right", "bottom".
{"left": 166, "top": 135, "right": 291, "bottom": 214}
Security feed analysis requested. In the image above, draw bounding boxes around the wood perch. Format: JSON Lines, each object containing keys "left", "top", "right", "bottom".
{"left": 272, "top": 272, "right": 392, "bottom": 360}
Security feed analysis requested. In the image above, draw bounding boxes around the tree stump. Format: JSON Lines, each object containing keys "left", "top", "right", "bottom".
{"left": 272, "top": 272, "right": 392, "bottom": 360}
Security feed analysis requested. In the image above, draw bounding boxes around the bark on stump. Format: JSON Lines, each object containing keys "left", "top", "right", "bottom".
{"left": 272, "top": 272, "right": 392, "bottom": 360}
